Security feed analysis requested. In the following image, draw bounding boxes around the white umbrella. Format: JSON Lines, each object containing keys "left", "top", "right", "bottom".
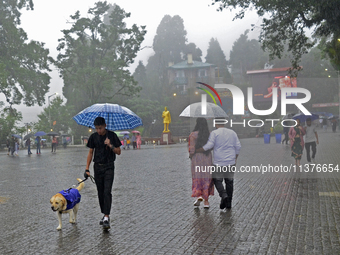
{"left": 179, "top": 102, "right": 228, "bottom": 118}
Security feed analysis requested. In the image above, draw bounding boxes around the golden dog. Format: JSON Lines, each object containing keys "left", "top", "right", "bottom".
{"left": 50, "top": 178, "right": 84, "bottom": 230}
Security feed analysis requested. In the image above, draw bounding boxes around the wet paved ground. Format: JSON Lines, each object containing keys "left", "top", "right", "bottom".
{"left": 0, "top": 130, "right": 340, "bottom": 254}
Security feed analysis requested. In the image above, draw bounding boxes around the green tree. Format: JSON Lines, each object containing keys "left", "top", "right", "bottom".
{"left": 298, "top": 47, "right": 339, "bottom": 112}
{"left": 0, "top": 0, "right": 52, "bottom": 106}
{"left": 152, "top": 15, "right": 187, "bottom": 64}
{"left": 146, "top": 15, "right": 188, "bottom": 104}
{"left": 34, "top": 96, "right": 74, "bottom": 134}
{"left": 205, "top": 38, "right": 232, "bottom": 83}
{"left": 0, "top": 104, "right": 23, "bottom": 143}
{"left": 133, "top": 61, "right": 148, "bottom": 98}
{"left": 183, "top": 42, "right": 202, "bottom": 62}
{"left": 318, "top": 35, "right": 340, "bottom": 70}
{"left": 229, "top": 31, "right": 267, "bottom": 72}
{"left": 56, "top": 1, "right": 146, "bottom": 113}
{"left": 125, "top": 98, "right": 163, "bottom": 136}
{"left": 211, "top": 0, "right": 340, "bottom": 73}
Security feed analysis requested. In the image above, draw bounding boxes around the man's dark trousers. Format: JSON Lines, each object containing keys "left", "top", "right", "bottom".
{"left": 282, "top": 131, "right": 289, "bottom": 144}
{"left": 213, "top": 165, "right": 235, "bottom": 201}
{"left": 305, "top": 141, "right": 316, "bottom": 162}
{"left": 94, "top": 162, "right": 115, "bottom": 215}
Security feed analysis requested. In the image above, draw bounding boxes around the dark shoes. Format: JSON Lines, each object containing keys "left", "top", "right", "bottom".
{"left": 220, "top": 197, "right": 227, "bottom": 209}
{"left": 99, "top": 216, "right": 104, "bottom": 225}
{"left": 100, "top": 216, "right": 110, "bottom": 229}
{"left": 103, "top": 219, "right": 110, "bottom": 229}
{"left": 225, "top": 198, "right": 232, "bottom": 209}
{"left": 220, "top": 197, "right": 232, "bottom": 209}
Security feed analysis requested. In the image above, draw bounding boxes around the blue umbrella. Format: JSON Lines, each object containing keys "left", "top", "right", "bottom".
{"left": 292, "top": 113, "right": 319, "bottom": 123}
{"left": 73, "top": 103, "right": 143, "bottom": 131}
{"left": 34, "top": 131, "right": 46, "bottom": 136}
{"left": 328, "top": 115, "right": 339, "bottom": 120}
{"left": 313, "top": 112, "right": 333, "bottom": 117}
{"left": 12, "top": 134, "right": 22, "bottom": 139}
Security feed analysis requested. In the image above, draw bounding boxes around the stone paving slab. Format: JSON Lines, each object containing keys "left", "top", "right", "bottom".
{"left": 0, "top": 131, "right": 339, "bottom": 254}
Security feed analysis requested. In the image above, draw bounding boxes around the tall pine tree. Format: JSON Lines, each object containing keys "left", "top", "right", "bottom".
{"left": 205, "top": 38, "right": 231, "bottom": 83}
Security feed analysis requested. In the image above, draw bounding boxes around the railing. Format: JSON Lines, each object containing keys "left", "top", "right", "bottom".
{"left": 196, "top": 76, "right": 209, "bottom": 83}
{"left": 174, "top": 77, "right": 188, "bottom": 85}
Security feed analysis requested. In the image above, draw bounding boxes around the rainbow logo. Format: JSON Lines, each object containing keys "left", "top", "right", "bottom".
{"left": 196, "top": 82, "right": 222, "bottom": 106}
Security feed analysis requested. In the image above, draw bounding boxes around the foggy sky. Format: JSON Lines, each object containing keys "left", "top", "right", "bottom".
{"left": 5, "top": 0, "right": 260, "bottom": 124}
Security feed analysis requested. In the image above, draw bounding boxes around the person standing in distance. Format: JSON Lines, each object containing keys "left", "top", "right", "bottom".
{"left": 85, "top": 117, "right": 121, "bottom": 229}
{"left": 36, "top": 136, "right": 41, "bottom": 154}
{"left": 304, "top": 117, "right": 319, "bottom": 164}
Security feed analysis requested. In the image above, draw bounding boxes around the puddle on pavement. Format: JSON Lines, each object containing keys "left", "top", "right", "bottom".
{"left": 0, "top": 196, "right": 9, "bottom": 204}
{"left": 319, "top": 192, "right": 340, "bottom": 197}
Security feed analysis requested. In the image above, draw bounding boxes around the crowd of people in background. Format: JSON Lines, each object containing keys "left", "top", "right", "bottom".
{"left": 121, "top": 133, "right": 142, "bottom": 150}
{"left": 6, "top": 132, "right": 144, "bottom": 156}
{"left": 318, "top": 117, "right": 339, "bottom": 132}
{"left": 6, "top": 135, "right": 58, "bottom": 156}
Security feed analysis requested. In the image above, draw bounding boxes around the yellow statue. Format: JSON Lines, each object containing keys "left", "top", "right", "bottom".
{"left": 162, "top": 106, "right": 171, "bottom": 133}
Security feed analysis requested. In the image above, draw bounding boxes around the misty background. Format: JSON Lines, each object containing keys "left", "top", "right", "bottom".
{"left": 1, "top": 0, "right": 338, "bottom": 144}
{"left": 9, "top": 0, "right": 260, "bottom": 124}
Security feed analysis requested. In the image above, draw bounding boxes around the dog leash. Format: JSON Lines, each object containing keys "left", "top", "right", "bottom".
{"left": 78, "top": 175, "right": 95, "bottom": 185}
{"left": 65, "top": 175, "right": 95, "bottom": 191}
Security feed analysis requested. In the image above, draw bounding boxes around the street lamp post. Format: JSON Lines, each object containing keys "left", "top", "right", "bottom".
{"left": 24, "top": 123, "right": 28, "bottom": 135}
{"left": 48, "top": 93, "right": 58, "bottom": 129}
{"left": 24, "top": 122, "right": 31, "bottom": 136}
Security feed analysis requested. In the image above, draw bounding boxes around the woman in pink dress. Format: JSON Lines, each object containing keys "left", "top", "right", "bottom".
{"left": 188, "top": 118, "right": 214, "bottom": 208}
{"left": 136, "top": 134, "right": 142, "bottom": 149}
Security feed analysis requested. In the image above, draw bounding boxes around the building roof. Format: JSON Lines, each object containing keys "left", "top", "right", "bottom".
{"left": 246, "top": 67, "right": 294, "bottom": 75}
{"left": 247, "top": 67, "right": 289, "bottom": 74}
{"left": 168, "top": 60, "right": 215, "bottom": 70}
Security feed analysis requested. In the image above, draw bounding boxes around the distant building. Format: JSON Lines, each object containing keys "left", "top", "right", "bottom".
{"left": 246, "top": 67, "right": 298, "bottom": 103}
{"left": 168, "top": 54, "right": 216, "bottom": 94}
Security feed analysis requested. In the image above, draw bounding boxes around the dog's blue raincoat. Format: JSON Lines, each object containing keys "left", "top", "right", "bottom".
{"left": 59, "top": 189, "right": 81, "bottom": 210}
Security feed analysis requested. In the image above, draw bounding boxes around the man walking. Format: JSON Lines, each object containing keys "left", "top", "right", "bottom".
{"left": 36, "top": 136, "right": 41, "bottom": 154}
{"left": 304, "top": 117, "right": 319, "bottom": 163}
{"left": 10, "top": 136, "right": 15, "bottom": 156}
{"left": 85, "top": 117, "right": 121, "bottom": 229}
{"left": 196, "top": 119, "right": 241, "bottom": 209}
{"left": 26, "top": 138, "right": 32, "bottom": 155}
{"left": 131, "top": 133, "right": 137, "bottom": 149}
{"left": 282, "top": 125, "right": 289, "bottom": 144}
{"left": 322, "top": 118, "right": 328, "bottom": 131}
{"left": 51, "top": 136, "right": 57, "bottom": 153}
